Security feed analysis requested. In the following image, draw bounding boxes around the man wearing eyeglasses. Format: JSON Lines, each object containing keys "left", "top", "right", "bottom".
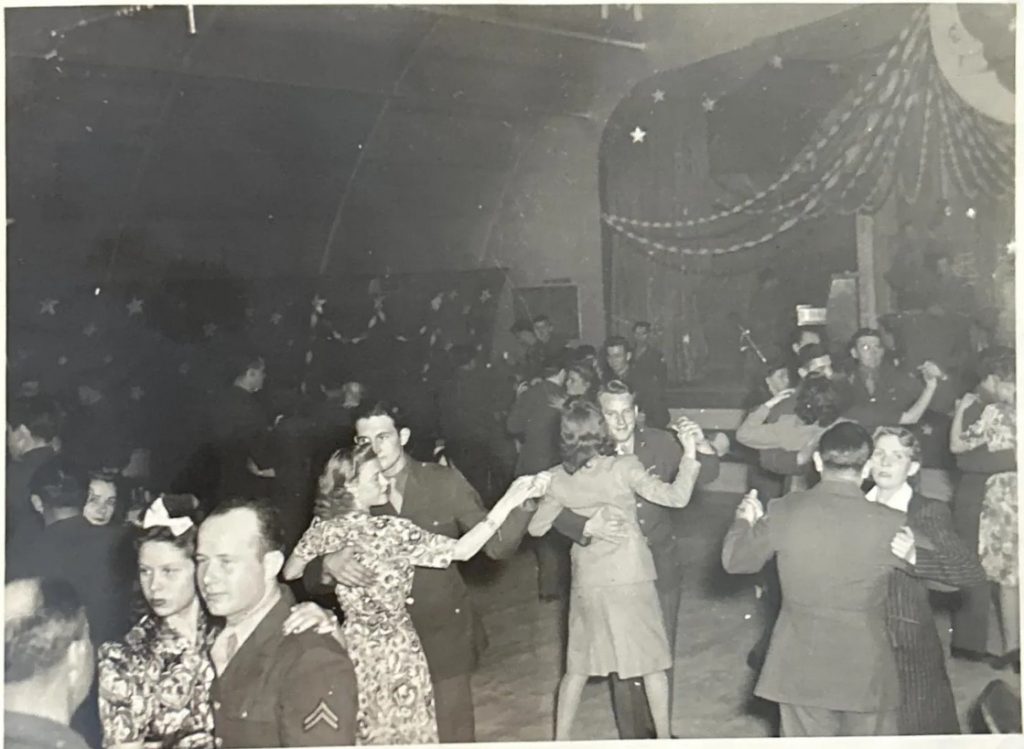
{"left": 840, "top": 328, "right": 944, "bottom": 431}
{"left": 304, "top": 400, "right": 533, "bottom": 743}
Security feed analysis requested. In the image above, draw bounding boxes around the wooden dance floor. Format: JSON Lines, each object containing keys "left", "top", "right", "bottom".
{"left": 465, "top": 489, "right": 1020, "bottom": 740}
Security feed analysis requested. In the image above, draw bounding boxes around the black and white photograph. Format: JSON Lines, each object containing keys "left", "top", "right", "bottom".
{"left": 3, "top": 2, "right": 1018, "bottom": 746}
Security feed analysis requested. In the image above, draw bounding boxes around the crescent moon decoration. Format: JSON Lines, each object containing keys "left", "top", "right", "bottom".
{"left": 602, "top": 7, "right": 1013, "bottom": 266}
{"left": 929, "top": 4, "right": 1014, "bottom": 125}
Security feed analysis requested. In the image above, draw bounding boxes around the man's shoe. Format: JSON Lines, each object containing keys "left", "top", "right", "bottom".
{"left": 994, "top": 649, "right": 1021, "bottom": 673}
{"left": 951, "top": 646, "right": 995, "bottom": 664}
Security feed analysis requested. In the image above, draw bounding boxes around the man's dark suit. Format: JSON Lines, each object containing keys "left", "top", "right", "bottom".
{"left": 210, "top": 385, "right": 275, "bottom": 501}
{"left": 211, "top": 586, "right": 358, "bottom": 747}
{"left": 305, "top": 458, "right": 531, "bottom": 743}
{"left": 552, "top": 428, "right": 719, "bottom": 739}
{"left": 506, "top": 378, "right": 568, "bottom": 599}
{"left": 723, "top": 479, "right": 907, "bottom": 736}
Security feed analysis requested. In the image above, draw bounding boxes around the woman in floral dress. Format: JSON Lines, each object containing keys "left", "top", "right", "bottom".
{"left": 98, "top": 496, "right": 336, "bottom": 749}
{"left": 283, "top": 444, "right": 548, "bottom": 745}
{"left": 951, "top": 348, "right": 1018, "bottom": 671}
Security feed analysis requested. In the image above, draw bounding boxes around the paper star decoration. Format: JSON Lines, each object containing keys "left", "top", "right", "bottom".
{"left": 701, "top": 95, "right": 717, "bottom": 112}
{"left": 652, "top": 89, "right": 666, "bottom": 103}
{"left": 270, "top": 312, "right": 283, "bottom": 325}
{"left": 630, "top": 126, "right": 647, "bottom": 144}
{"left": 311, "top": 296, "right": 326, "bottom": 315}
{"left": 479, "top": 289, "right": 492, "bottom": 302}
{"left": 178, "top": 362, "right": 190, "bottom": 375}
{"left": 127, "top": 297, "right": 144, "bottom": 316}
{"left": 83, "top": 323, "right": 98, "bottom": 337}
{"left": 129, "top": 386, "right": 145, "bottom": 401}
{"left": 103, "top": 354, "right": 115, "bottom": 365}
{"left": 1006, "top": 239, "right": 1016, "bottom": 255}
{"left": 203, "top": 323, "right": 218, "bottom": 338}
{"left": 966, "top": 207, "right": 977, "bottom": 219}
{"left": 57, "top": 355, "right": 68, "bottom": 366}
{"left": 770, "top": 54, "right": 784, "bottom": 69}
{"left": 40, "top": 299, "right": 59, "bottom": 315}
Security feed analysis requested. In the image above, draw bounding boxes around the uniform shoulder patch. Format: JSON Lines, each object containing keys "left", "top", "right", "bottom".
{"left": 302, "top": 699, "right": 339, "bottom": 732}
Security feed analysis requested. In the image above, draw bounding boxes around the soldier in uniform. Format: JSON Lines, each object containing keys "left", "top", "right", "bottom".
{"left": 303, "top": 401, "right": 534, "bottom": 743}
{"left": 196, "top": 497, "right": 358, "bottom": 748}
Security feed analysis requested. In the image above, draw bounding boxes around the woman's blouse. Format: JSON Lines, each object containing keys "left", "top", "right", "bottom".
{"left": 529, "top": 453, "right": 699, "bottom": 588}
{"left": 98, "top": 610, "right": 216, "bottom": 749}
{"left": 960, "top": 402, "right": 1016, "bottom": 454}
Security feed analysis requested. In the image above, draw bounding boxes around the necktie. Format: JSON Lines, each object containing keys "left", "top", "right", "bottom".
{"left": 215, "top": 631, "right": 239, "bottom": 675}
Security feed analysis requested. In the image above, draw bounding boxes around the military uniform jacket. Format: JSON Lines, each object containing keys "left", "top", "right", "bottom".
{"left": 210, "top": 587, "right": 358, "bottom": 747}
{"left": 506, "top": 379, "right": 564, "bottom": 476}
{"left": 373, "top": 459, "right": 531, "bottom": 682}
{"left": 722, "top": 480, "right": 907, "bottom": 712}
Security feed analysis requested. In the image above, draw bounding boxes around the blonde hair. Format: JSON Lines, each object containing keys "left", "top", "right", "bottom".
{"left": 316, "top": 443, "right": 377, "bottom": 516}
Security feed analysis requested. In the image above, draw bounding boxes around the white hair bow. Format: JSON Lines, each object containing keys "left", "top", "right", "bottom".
{"left": 142, "top": 497, "right": 194, "bottom": 537}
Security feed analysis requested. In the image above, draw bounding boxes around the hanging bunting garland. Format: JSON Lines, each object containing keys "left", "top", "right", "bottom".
{"left": 602, "top": 7, "right": 1013, "bottom": 263}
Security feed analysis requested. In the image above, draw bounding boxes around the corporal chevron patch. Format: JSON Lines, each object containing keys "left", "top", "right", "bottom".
{"left": 302, "top": 700, "right": 340, "bottom": 732}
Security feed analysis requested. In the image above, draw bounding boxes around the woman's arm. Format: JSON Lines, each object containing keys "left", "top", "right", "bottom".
{"left": 898, "top": 364, "right": 940, "bottom": 425}
{"left": 623, "top": 422, "right": 702, "bottom": 509}
{"left": 452, "top": 474, "right": 548, "bottom": 560}
{"left": 950, "top": 394, "right": 988, "bottom": 454}
{"left": 282, "top": 552, "right": 310, "bottom": 581}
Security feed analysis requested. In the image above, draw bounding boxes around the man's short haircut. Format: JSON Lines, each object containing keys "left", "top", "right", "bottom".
{"left": 29, "top": 461, "right": 86, "bottom": 511}
{"left": 817, "top": 421, "right": 872, "bottom": 472}
{"left": 540, "top": 348, "right": 571, "bottom": 378}
{"left": 872, "top": 426, "right": 922, "bottom": 463}
{"left": 532, "top": 314, "right": 550, "bottom": 326}
{"left": 510, "top": 319, "right": 533, "bottom": 335}
{"left": 596, "top": 379, "right": 636, "bottom": 403}
{"left": 7, "top": 395, "right": 63, "bottom": 442}
{"left": 566, "top": 363, "right": 598, "bottom": 392}
{"left": 797, "top": 343, "right": 830, "bottom": 368}
{"left": 351, "top": 399, "right": 409, "bottom": 432}
{"left": 603, "top": 335, "right": 631, "bottom": 354}
{"left": 633, "top": 321, "right": 652, "bottom": 333}
{"left": 849, "top": 327, "right": 884, "bottom": 349}
{"left": 5, "top": 577, "right": 88, "bottom": 684}
{"left": 206, "top": 496, "right": 285, "bottom": 556}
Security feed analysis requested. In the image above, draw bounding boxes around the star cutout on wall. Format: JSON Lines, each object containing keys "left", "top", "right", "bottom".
{"left": 126, "top": 297, "right": 144, "bottom": 316}
{"left": 270, "top": 312, "right": 283, "bottom": 325}
{"left": 178, "top": 362, "right": 191, "bottom": 375}
{"left": 1006, "top": 239, "right": 1016, "bottom": 255}
{"left": 966, "top": 208, "right": 977, "bottom": 219}
{"left": 57, "top": 355, "right": 68, "bottom": 366}
{"left": 770, "top": 54, "right": 784, "bottom": 69}
{"left": 83, "top": 322, "right": 98, "bottom": 337}
{"left": 479, "top": 289, "right": 492, "bottom": 302}
{"left": 40, "top": 299, "right": 59, "bottom": 315}
{"left": 203, "top": 323, "right": 218, "bottom": 338}
{"left": 311, "top": 295, "right": 326, "bottom": 315}
{"left": 129, "top": 386, "right": 145, "bottom": 401}
{"left": 630, "top": 126, "right": 647, "bottom": 143}
{"left": 103, "top": 354, "right": 114, "bottom": 365}
{"left": 701, "top": 95, "right": 717, "bottom": 112}
{"left": 652, "top": 89, "right": 666, "bottom": 103}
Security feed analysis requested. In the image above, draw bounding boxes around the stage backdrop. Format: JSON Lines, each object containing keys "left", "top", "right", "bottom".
{"left": 601, "top": 5, "right": 1014, "bottom": 381}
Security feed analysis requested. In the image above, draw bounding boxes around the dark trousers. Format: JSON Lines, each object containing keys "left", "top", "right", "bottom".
{"left": 534, "top": 533, "right": 571, "bottom": 600}
{"left": 779, "top": 704, "right": 899, "bottom": 737}
{"left": 609, "top": 565, "right": 682, "bottom": 739}
{"left": 951, "top": 472, "right": 992, "bottom": 654}
{"left": 748, "top": 558, "right": 782, "bottom": 671}
{"left": 434, "top": 673, "right": 475, "bottom": 743}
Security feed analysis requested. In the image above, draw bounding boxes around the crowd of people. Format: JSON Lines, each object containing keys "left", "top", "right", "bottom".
{"left": 3, "top": 306, "right": 1018, "bottom": 745}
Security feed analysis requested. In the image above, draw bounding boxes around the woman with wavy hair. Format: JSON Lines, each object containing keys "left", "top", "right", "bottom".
{"left": 98, "top": 496, "right": 336, "bottom": 749}
{"left": 528, "top": 398, "right": 703, "bottom": 739}
{"left": 282, "top": 444, "right": 548, "bottom": 745}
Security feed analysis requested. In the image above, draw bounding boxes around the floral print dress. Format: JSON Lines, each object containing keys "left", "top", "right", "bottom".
{"left": 959, "top": 401, "right": 1018, "bottom": 586}
{"left": 97, "top": 609, "right": 217, "bottom": 749}
{"left": 292, "top": 513, "right": 458, "bottom": 745}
